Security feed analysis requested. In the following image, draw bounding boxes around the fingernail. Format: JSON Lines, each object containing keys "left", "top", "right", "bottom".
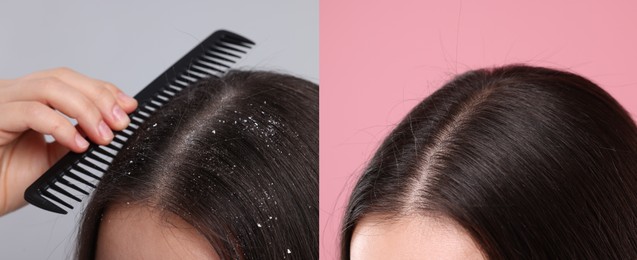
{"left": 112, "top": 105, "right": 129, "bottom": 123}
{"left": 75, "top": 133, "right": 89, "bottom": 149}
{"left": 98, "top": 121, "right": 113, "bottom": 141}
{"left": 118, "top": 92, "right": 136, "bottom": 104}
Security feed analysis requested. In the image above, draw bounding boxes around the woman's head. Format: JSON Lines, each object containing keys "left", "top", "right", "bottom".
{"left": 77, "top": 71, "right": 318, "bottom": 259}
{"left": 342, "top": 65, "right": 637, "bottom": 259}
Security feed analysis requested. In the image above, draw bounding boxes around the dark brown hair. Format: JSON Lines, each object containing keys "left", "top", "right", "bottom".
{"left": 341, "top": 64, "right": 637, "bottom": 259}
{"left": 77, "top": 71, "right": 318, "bottom": 259}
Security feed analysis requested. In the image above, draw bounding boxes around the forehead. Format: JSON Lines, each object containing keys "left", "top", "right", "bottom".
{"left": 350, "top": 215, "right": 485, "bottom": 260}
{"left": 95, "top": 203, "right": 220, "bottom": 260}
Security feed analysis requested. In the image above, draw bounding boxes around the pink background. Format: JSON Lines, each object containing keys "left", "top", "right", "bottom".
{"left": 320, "top": 1, "right": 637, "bottom": 259}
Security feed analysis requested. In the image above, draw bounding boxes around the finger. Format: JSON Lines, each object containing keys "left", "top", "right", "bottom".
{"left": 65, "top": 79, "right": 132, "bottom": 131}
{"left": 4, "top": 78, "right": 114, "bottom": 145}
{"left": 39, "top": 68, "right": 136, "bottom": 129}
{"left": 43, "top": 67, "right": 138, "bottom": 112}
{"left": 18, "top": 67, "right": 137, "bottom": 128}
{"left": 0, "top": 102, "right": 89, "bottom": 153}
{"left": 96, "top": 80, "right": 138, "bottom": 113}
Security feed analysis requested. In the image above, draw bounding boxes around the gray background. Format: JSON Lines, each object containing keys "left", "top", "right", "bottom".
{"left": 0, "top": 1, "right": 317, "bottom": 259}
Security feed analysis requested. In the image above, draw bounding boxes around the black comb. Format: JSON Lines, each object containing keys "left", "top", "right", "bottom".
{"left": 24, "top": 30, "right": 255, "bottom": 214}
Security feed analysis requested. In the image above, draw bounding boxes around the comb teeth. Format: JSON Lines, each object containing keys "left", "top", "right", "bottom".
{"left": 24, "top": 30, "right": 254, "bottom": 214}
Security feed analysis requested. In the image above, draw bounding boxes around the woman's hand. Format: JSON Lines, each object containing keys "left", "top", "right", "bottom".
{"left": 0, "top": 68, "right": 138, "bottom": 216}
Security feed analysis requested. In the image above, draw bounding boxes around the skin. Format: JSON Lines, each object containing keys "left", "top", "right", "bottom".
{"left": 350, "top": 215, "right": 486, "bottom": 260}
{"left": 0, "top": 68, "right": 138, "bottom": 216}
{"left": 96, "top": 203, "right": 220, "bottom": 260}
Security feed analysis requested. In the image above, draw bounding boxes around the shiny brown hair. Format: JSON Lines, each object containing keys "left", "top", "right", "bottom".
{"left": 342, "top": 65, "right": 637, "bottom": 259}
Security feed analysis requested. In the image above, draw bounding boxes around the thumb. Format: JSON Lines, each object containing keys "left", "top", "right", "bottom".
{"left": 46, "top": 141, "right": 70, "bottom": 167}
